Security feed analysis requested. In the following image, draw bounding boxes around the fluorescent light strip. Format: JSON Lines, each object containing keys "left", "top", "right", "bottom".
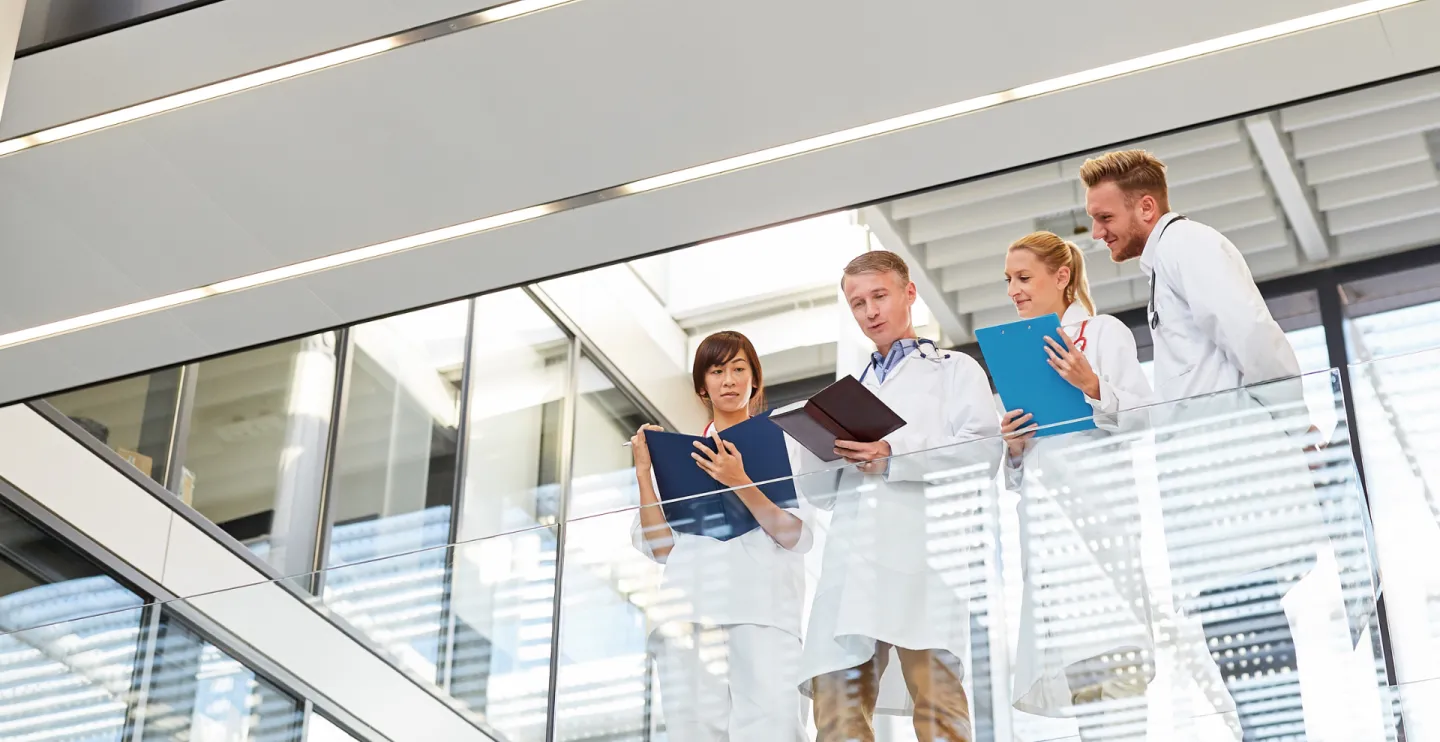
{"left": 0, "top": 0, "right": 579, "bottom": 158}
{"left": 0, "top": 0, "right": 1417, "bottom": 352}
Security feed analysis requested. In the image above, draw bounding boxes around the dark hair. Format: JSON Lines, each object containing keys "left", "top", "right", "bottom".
{"left": 692, "top": 331, "right": 766, "bottom": 416}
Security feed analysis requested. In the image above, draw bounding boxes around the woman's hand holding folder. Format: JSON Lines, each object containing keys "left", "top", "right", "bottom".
{"left": 629, "top": 424, "right": 664, "bottom": 471}
{"left": 1001, "top": 410, "right": 1038, "bottom": 459}
{"left": 692, "top": 431, "right": 753, "bottom": 489}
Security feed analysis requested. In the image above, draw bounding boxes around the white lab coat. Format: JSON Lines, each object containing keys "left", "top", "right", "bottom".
{"left": 1002, "top": 304, "right": 1158, "bottom": 715}
{"left": 630, "top": 422, "right": 812, "bottom": 741}
{"left": 794, "top": 346, "right": 1002, "bottom": 714}
{"left": 1139, "top": 213, "right": 1338, "bottom": 637}
{"left": 1140, "top": 212, "right": 1301, "bottom": 406}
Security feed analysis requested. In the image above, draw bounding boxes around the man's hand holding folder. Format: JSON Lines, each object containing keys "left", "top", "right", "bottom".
{"left": 833, "top": 439, "right": 891, "bottom": 474}
{"left": 769, "top": 375, "right": 906, "bottom": 471}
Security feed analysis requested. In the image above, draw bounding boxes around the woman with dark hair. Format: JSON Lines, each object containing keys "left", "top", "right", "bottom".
{"left": 629, "top": 330, "right": 810, "bottom": 741}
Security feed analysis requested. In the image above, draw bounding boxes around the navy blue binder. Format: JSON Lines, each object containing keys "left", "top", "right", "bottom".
{"left": 644, "top": 415, "right": 797, "bottom": 541}
{"left": 976, "top": 313, "right": 1096, "bottom": 437}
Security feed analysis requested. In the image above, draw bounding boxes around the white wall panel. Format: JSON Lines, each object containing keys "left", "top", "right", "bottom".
{"left": 0, "top": 0, "right": 1381, "bottom": 341}
{"left": 0, "top": 3, "right": 1436, "bottom": 403}
{"left": 0, "top": 405, "right": 174, "bottom": 578}
{"left": 0, "top": 404, "right": 492, "bottom": 742}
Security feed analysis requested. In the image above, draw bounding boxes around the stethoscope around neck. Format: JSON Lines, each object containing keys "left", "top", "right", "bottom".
{"left": 858, "top": 338, "right": 951, "bottom": 384}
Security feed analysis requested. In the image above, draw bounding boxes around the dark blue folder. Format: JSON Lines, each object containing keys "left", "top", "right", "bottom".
{"left": 976, "top": 313, "right": 1097, "bottom": 437}
{"left": 644, "top": 415, "right": 797, "bottom": 541}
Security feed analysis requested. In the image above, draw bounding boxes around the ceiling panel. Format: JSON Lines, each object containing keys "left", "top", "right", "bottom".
{"left": 0, "top": 2, "right": 1428, "bottom": 402}
{"left": 887, "top": 69, "right": 1440, "bottom": 339}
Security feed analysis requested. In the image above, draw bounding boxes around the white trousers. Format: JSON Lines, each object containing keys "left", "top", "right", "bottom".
{"left": 655, "top": 623, "right": 806, "bottom": 742}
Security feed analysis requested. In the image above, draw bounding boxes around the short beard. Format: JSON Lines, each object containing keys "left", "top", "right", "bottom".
{"left": 1111, "top": 235, "right": 1146, "bottom": 262}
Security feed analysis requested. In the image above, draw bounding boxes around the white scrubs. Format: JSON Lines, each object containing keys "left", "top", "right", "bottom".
{"left": 631, "top": 422, "right": 811, "bottom": 741}
{"left": 794, "top": 347, "right": 1002, "bottom": 714}
{"left": 1002, "top": 303, "right": 1158, "bottom": 715}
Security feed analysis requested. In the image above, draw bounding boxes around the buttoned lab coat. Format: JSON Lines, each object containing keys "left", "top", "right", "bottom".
{"left": 794, "top": 347, "right": 1002, "bottom": 714}
{"left": 1003, "top": 304, "right": 1159, "bottom": 715}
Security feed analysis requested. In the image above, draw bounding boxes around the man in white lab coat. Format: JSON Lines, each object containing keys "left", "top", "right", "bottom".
{"left": 1082, "top": 149, "right": 1330, "bottom": 739}
{"left": 797, "top": 250, "right": 1001, "bottom": 742}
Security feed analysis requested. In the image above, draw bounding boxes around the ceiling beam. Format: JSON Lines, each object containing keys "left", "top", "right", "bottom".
{"left": 858, "top": 205, "right": 971, "bottom": 345}
{"left": 1244, "top": 112, "right": 1332, "bottom": 262}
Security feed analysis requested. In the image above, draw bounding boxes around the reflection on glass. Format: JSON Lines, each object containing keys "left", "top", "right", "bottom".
{"left": 448, "top": 527, "right": 560, "bottom": 742}
{"left": 458, "top": 289, "right": 570, "bottom": 539}
{"left": 297, "top": 527, "right": 558, "bottom": 741}
{"left": 447, "top": 290, "right": 569, "bottom": 740}
{"left": 1003, "top": 372, "right": 1382, "bottom": 740}
{"left": 1342, "top": 265, "right": 1440, "bottom": 728}
{"left": 1349, "top": 346, "right": 1440, "bottom": 729}
{"left": 147, "top": 610, "right": 304, "bottom": 741}
{"left": 321, "top": 301, "right": 469, "bottom": 695}
{"left": 0, "top": 500, "right": 148, "bottom": 741}
{"left": 185, "top": 335, "right": 339, "bottom": 576}
{"left": 49, "top": 369, "right": 190, "bottom": 489}
{"left": 553, "top": 357, "right": 652, "bottom": 742}
{"left": 326, "top": 300, "right": 469, "bottom": 568}
{"left": 0, "top": 606, "right": 149, "bottom": 742}
{"left": 565, "top": 357, "right": 648, "bottom": 521}
{"left": 553, "top": 503, "right": 665, "bottom": 742}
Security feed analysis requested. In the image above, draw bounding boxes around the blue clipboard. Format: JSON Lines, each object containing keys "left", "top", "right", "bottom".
{"left": 644, "top": 415, "right": 797, "bottom": 541}
{"left": 975, "top": 313, "right": 1096, "bottom": 437}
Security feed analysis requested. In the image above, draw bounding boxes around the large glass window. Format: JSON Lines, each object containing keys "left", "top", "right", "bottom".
{"left": 325, "top": 301, "right": 470, "bottom": 569}
{"left": 143, "top": 610, "right": 305, "bottom": 741}
{"left": 553, "top": 357, "right": 653, "bottom": 742}
{"left": 0, "top": 498, "right": 149, "bottom": 742}
{"left": 185, "top": 334, "right": 340, "bottom": 576}
{"left": 446, "top": 290, "right": 570, "bottom": 741}
{"left": 457, "top": 290, "right": 571, "bottom": 539}
{"left": 566, "top": 357, "right": 649, "bottom": 521}
{"left": 49, "top": 368, "right": 192, "bottom": 490}
{"left": 1340, "top": 264, "right": 1440, "bottom": 696}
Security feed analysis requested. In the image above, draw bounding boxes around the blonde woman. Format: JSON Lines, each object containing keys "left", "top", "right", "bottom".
{"left": 997, "top": 231, "right": 1158, "bottom": 719}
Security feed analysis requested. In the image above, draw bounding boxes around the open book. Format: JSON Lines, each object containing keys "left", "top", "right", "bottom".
{"left": 769, "top": 375, "right": 906, "bottom": 462}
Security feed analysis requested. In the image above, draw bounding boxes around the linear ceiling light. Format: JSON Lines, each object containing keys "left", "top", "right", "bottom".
{"left": 0, "top": 0, "right": 1417, "bottom": 352}
{"left": 0, "top": 0, "right": 579, "bottom": 158}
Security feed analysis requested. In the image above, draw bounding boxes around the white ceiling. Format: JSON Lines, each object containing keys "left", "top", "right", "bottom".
{"left": 880, "top": 71, "right": 1440, "bottom": 340}
{"left": 0, "top": 0, "right": 1435, "bottom": 403}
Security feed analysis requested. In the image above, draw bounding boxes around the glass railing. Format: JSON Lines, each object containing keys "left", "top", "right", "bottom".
{"left": 12, "top": 364, "right": 1415, "bottom": 741}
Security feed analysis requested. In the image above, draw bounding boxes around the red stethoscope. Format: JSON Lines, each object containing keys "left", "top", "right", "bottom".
{"left": 1071, "top": 320, "right": 1090, "bottom": 352}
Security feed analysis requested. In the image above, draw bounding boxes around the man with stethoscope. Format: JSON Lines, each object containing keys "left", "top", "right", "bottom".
{"left": 792, "top": 250, "right": 1001, "bottom": 742}
{"left": 1082, "top": 149, "right": 1328, "bottom": 740}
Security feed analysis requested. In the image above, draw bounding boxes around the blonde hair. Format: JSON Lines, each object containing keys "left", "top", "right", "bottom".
{"left": 841, "top": 250, "right": 910, "bottom": 288}
{"left": 1079, "top": 149, "right": 1170, "bottom": 213}
{"left": 1008, "top": 231, "right": 1096, "bottom": 316}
